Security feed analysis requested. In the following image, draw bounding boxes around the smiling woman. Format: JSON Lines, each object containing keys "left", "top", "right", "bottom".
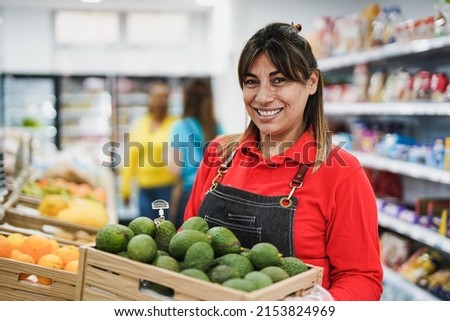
{"left": 183, "top": 22, "right": 384, "bottom": 301}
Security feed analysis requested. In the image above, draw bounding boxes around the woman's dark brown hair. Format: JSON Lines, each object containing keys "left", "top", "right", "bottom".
{"left": 236, "top": 22, "right": 331, "bottom": 170}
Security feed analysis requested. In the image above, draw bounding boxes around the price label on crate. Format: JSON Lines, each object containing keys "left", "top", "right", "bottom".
{"left": 152, "top": 199, "right": 169, "bottom": 226}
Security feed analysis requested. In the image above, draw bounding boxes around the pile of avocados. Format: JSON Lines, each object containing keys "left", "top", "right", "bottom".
{"left": 95, "top": 216, "right": 309, "bottom": 295}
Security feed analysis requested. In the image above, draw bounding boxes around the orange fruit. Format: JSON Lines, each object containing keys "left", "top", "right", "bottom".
{"left": 10, "top": 249, "right": 36, "bottom": 264}
{"left": 52, "top": 245, "right": 79, "bottom": 267}
{"left": 49, "top": 239, "right": 60, "bottom": 251}
{"left": 64, "top": 260, "right": 79, "bottom": 273}
{"left": 37, "top": 254, "right": 64, "bottom": 285}
{"left": 7, "top": 233, "right": 27, "bottom": 250}
{"left": 21, "top": 235, "right": 53, "bottom": 262}
{"left": 10, "top": 249, "right": 35, "bottom": 281}
{"left": 0, "top": 235, "right": 12, "bottom": 258}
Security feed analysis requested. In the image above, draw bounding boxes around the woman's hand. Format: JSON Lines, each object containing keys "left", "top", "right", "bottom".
{"left": 285, "top": 284, "right": 334, "bottom": 301}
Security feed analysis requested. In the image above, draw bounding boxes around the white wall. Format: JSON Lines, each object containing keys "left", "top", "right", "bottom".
{"left": 2, "top": 7, "right": 210, "bottom": 76}
{"left": 0, "top": 0, "right": 437, "bottom": 133}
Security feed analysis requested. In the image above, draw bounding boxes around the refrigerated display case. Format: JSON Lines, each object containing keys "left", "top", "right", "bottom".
{"left": 2, "top": 74, "right": 58, "bottom": 149}
{"left": 58, "top": 75, "right": 113, "bottom": 164}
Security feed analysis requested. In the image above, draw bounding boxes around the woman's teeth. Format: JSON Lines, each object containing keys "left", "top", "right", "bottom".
{"left": 257, "top": 108, "right": 282, "bottom": 117}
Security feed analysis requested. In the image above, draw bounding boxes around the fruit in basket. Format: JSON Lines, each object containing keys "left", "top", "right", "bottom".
{"left": 128, "top": 217, "right": 156, "bottom": 237}
{"left": 248, "top": 242, "right": 281, "bottom": 270}
{"left": 7, "top": 233, "right": 27, "bottom": 251}
{"left": 259, "top": 266, "right": 290, "bottom": 283}
{"left": 52, "top": 245, "right": 79, "bottom": 266}
{"left": 0, "top": 235, "right": 12, "bottom": 258}
{"left": 182, "top": 242, "right": 214, "bottom": 272}
{"left": 64, "top": 260, "right": 79, "bottom": 273}
{"left": 95, "top": 224, "right": 131, "bottom": 254}
{"left": 279, "top": 257, "right": 309, "bottom": 276}
{"left": 21, "top": 235, "right": 53, "bottom": 262}
{"left": 180, "top": 268, "right": 210, "bottom": 282}
{"left": 206, "top": 226, "right": 241, "bottom": 257}
{"left": 154, "top": 221, "right": 177, "bottom": 253}
{"left": 10, "top": 249, "right": 36, "bottom": 264}
{"left": 208, "top": 265, "right": 240, "bottom": 284}
{"left": 180, "top": 217, "right": 209, "bottom": 233}
{"left": 38, "top": 194, "right": 69, "bottom": 217}
{"left": 57, "top": 198, "right": 109, "bottom": 228}
{"left": 168, "top": 230, "right": 211, "bottom": 260}
{"left": 127, "top": 234, "right": 157, "bottom": 263}
{"left": 222, "top": 278, "right": 256, "bottom": 292}
{"left": 37, "top": 253, "right": 64, "bottom": 285}
{"left": 214, "top": 253, "right": 254, "bottom": 278}
{"left": 244, "top": 271, "right": 273, "bottom": 289}
{"left": 153, "top": 255, "right": 180, "bottom": 272}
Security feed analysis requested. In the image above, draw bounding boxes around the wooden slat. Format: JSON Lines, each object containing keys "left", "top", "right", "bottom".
{"left": 78, "top": 246, "right": 324, "bottom": 301}
{"left": 0, "top": 257, "right": 77, "bottom": 284}
{"left": 4, "top": 206, "right": 99, "bottom": 234}
{"left": 82, "top": 286, "right": 129, "bottom": 301}
{"left": 0, "top": 287, "right": 70, "bottom": 301}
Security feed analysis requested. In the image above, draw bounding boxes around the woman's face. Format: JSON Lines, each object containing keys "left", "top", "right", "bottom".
{"left": 242, "top": 53, "right": 318, "bottom": 143}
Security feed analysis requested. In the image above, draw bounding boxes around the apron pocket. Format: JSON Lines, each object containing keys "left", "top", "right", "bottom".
{"left": 204, "top": 215, "right": 262, "bottom": 249}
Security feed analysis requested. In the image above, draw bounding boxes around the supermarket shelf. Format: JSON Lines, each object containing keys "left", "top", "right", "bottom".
{"left": 325, "top": 102, "right": 450, "bottom": 116}
{"left": 319, "top": 35, "right": 450, "bottom": 71}
{"left": 378, "top": 211, "right": 450, "bottom": 254}
{"left": 382, "top": 264, "right": 440, "bottom": 301}
{"left": 352, "top": 151, "right": 450, "bottom": 184}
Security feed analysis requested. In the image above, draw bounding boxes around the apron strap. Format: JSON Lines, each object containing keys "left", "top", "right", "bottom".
{"left": 281, "top": 163, "right": 310, "bottom": 208}
{"left": 291, "top": 163, "right": 310, "bottom": 187}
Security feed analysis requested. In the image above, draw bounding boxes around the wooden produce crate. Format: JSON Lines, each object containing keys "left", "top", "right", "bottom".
{"left": 76, "top": 246, "right": 323, "bottom": 301}
{"left": 1, "top": 193, "right": 98, "bottom": 246}
{"left": 0, "top": 229, "right": 78, "bottom": 301}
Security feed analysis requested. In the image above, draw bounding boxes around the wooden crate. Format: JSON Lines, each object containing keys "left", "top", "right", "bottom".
{"left": 1, "top": 194, "right": 98, "bottom": 246}
{"left": 76, "top": 246, "right": 323, "bottom": 301}
{"left": 0, "top": 229, "right": 78, "bottom": 301}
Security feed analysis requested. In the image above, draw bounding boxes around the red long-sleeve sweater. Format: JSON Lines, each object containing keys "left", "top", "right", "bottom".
{"left": 184, "top": 132, "right": 383, "bottom": 300}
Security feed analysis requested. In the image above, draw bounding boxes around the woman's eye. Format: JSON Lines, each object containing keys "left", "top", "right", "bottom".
{"left": 272, "top": 77, "right": 287, "bottom": 85}
{"left": 244, "top": 78, "right": 258, "bottom": 87}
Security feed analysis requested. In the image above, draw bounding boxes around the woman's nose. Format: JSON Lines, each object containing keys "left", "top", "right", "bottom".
{"left": 254, "top": 83, "right": 274, "bottom": 104}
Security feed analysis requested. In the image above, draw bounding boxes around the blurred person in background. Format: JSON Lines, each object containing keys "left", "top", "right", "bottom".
{"left": 184, "top": 22, "right": 383, "bottom": 300}
{"left": 168, "top": 77, "right": 223, "bottom": 228}
{"left": 120, "top": 81, "right": 178, "bottom": 219}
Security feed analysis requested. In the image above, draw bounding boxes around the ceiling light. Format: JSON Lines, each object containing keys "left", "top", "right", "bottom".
{"left": 81, "top": 0, "right": 102, "bottom": 4}
{"left": 196, "top": 0, "right": 217, "bottom": 7}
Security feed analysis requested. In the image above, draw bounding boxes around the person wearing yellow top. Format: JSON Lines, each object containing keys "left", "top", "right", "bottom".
{"left": 120, "top": 82, "right": 178, "bottom": 219}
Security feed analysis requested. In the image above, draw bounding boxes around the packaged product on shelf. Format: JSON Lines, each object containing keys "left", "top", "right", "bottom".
{"left": 397, "top": 247, "right": 444, "bottom": 284}
{"left": 307, "top": 16, "right": 333, "bottom": 59}
{"left": 431, "top": 137, "right": 446, "bottom": 169}
{"left": 367, "top": 68, "right": 387, "bottom": 102}
{"left": 353, "top": 63, "right": 370, "bottom": 102}
{"left": 413, "top": 70, "right": 432, "bottom": 100}
{"left": 444, "top": 137, "right": 450, "bottom": 171}
{"left": 434, "top": 0, "right": 450, "bottom": 36}
{"left": 380, "top": 232, "right": 412, "bottom": 269}
{"left": 384, "top": 5, "right": 405, "bottom": 44}
{"left": 418, "top": 268, "right": 450, "bottom": 301}
{"left": 430, "top": 72, "right": 449, "bottom": 102}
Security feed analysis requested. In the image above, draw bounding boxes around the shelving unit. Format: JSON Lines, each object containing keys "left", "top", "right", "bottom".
{"left": 351, "top": 151, "right": 450, "bottom": 184}
{"left": 319, "top": 36, "right": 450, "bottom": 71}
{"left": 58, "top": 77, "right": 113, "bottom": 157}
{"left": 378, "top": 211, "right": 450, "bottom": 254}
{"left": 320, "top": 35, "right": 450, "bottom": 301}
{"left": 325, "top": 102, "right": 450, "bottom": 116}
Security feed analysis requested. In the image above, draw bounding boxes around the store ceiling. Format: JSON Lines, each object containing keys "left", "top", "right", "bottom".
{"left": 0, "top": 0, "right": 211, "bottom": 13}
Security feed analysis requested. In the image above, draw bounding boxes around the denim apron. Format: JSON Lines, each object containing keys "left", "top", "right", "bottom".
{"left": 197, "top": 152, "right": 309, "bottom": 257}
